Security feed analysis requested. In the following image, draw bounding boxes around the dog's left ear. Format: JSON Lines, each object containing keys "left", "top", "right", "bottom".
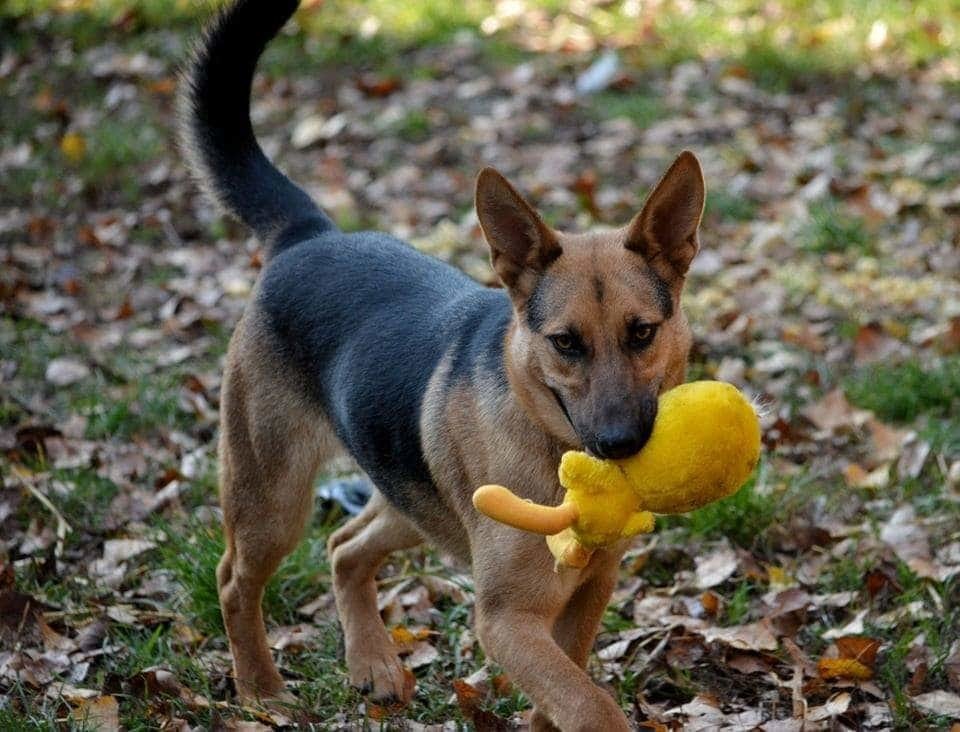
{"left": 476, "top": 167, "right": 561, "bottom": 300}
{"left": 625, "top": 151, "right": 705, "bottom": 279}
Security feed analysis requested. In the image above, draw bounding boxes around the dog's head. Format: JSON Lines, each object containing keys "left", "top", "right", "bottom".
{"left": 476, "top": 152, "right": 704, "bottom": 459}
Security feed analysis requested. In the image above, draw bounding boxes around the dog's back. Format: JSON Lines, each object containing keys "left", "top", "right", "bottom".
{"left": 180, "top": 0, "right": 514, "bottom": 517}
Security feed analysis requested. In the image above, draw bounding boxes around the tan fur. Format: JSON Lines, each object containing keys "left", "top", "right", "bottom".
{"left": 217, "top": 154, "right": 705, "bottom": 730}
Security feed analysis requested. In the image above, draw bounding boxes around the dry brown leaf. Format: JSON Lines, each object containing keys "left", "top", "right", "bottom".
{"left": 842, "top": 462, "right": 889, "bottom": 488}
{"left": 834, "top": 636, "right": 881, "bottom": 667}
{"left": 694, "top": 545, "right": 738, "bottom": 589}
{"left": 867, "top": 418, "right": 907, "bottom": 464}
{"left": 727, "top": 652, "right": 772, "bottom": 675}
{"left": 405, "top": 641, "right": 439, "bottom": 669}
{"left": 267, "top": 623, "right": 319, "bottom": 652}
{"left": 806, "top": 691, "right": 851, "bottom": 721}
{"left": 946, "top": 640, "right": 960, "bottom": 692}
{"left": 801, "top": 389, "right": 872, "bottom": 433}
{"left": 70, "top": 695, "right": 119, "bottom": 732}
{"left": 452, "top": 677, "right": 510, "bottom": 731}
{"left": 853, "top": 323, "right": 902, "bottom": 364}
{"left": 701, "top": 591, "right": 720, "bottom": 616}
{"left": 912, "top": 690, "right": 960, "bottom": 719}
{"left": 878, "top": 505, "right": 954, "bottom": 580}
{"left": 699, "top": 619, "right": 778, "bottom": 651}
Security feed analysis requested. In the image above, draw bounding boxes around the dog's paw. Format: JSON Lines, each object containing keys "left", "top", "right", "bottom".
{"left": 347, "top": 649, "right": 415, "bottom": 705}
{"left": 234, "top": 674, "right": 294, "bottom": 707}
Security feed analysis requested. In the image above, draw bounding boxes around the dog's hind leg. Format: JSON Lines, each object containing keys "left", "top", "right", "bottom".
{"left": 217, "top": 316, "right": 342, "bottom": 702}
{"left": 328, "top": 492, "right": 422, "bottom": 703}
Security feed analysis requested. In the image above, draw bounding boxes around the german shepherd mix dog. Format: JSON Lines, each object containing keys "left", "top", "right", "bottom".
{"left": 181, "top": 0, "right": 704, "bottom": 728}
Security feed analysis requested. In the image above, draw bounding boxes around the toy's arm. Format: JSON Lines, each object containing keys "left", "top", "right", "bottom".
{"left": 472, "top": 485, "right": 578, "bottom": 535}
{"left": 558, "top": 451, "right": 632, "bottom": 497}
{"left": 621, "top": 510, "right": 655, "bottom": 537}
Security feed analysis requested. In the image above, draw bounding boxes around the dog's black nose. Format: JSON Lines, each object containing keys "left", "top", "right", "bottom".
{"left": 592, "top": 428, "right": 648, "bottom": 460}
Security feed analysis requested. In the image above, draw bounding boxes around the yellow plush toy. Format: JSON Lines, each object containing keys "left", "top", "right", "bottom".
{"left": 472, "top": 380, "right": 762, "bottom": 568}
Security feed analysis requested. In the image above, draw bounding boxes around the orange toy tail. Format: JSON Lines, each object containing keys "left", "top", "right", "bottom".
{"left": 472, "top": 485, "right": 578, "bottom": 535}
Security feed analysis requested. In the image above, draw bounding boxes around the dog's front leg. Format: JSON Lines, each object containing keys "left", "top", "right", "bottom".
{"left": 472, "top": 536, "right": 630, "bottom": 732}
{"left": 528, "top": 553, "right": 622, "bottom": 731}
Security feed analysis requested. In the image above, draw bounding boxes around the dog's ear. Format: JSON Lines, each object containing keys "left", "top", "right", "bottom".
{"left": 625, "top": 151, "right": 705, "bottom": 279}
{"left": 476, "top": 167, "right": 561, "bottom": 299}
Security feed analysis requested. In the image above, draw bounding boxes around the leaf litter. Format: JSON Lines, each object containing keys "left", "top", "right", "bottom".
{"left": 2, "top": 0, "right": 960, "bottom": 729}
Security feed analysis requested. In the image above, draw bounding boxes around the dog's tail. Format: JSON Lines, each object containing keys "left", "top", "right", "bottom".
{"left": 179, "top": 0, "right": 335, "bottom": 255}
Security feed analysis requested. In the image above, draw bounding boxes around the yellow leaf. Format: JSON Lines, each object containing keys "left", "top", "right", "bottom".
{"left": 766, "top": 565, "right": 794, "bottom": 589}
{"left": 390, "top": 625, "right": 416, "bottom": 649}
{"left": 60, "top": 132, "right": 86, "bottom": 163}
{"left": 817, "top": 657, "right": 873, "bottom": 680}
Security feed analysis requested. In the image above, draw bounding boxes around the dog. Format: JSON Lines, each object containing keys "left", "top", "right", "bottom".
{"left": 180, "top": 1, "right": 704, "bottom": 729}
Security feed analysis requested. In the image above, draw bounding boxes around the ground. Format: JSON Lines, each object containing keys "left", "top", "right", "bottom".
{"left": 1, "top": 0, "right": 960, "bottom": 729}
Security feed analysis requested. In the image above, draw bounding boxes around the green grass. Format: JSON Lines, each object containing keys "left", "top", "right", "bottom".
{"left": 872, "top": 576, "right": 960, "bottom": 728}
{"left": 705, "top": 189, "right": 758, "bottom": 223}
{"left": 390, "top": 109, "right": 432, "bottom": 142}
{"left": 161, "top": 519, "right": 336, "bottom": 636}
{"left": 68, "top": 373, "right": 195, "bottom": 441}
{"left": 664, "top": 466, "right": 776, "bottom": 549}
{"left": 816, "top": 555, "right": 871, "bottom": 594}
{"left": 722, "top": 581, "right": 757, "bottom": 626}
{"left": 800, "top": 200, "right": 871, "bottom": 254}
{"left": 77, "top": 119, "right": 165, "bottom": 202}
{"left": 844, "top": 357, "right": 960, "bottom": 423}
{"left": 589, "top": 89, "right": 664, "bottom": 129}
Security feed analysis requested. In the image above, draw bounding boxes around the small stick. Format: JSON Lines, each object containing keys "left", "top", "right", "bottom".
{"left": 24, "top": 482, "right": 72, "bottom": 558}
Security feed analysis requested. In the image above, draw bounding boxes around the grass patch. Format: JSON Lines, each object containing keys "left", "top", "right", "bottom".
{"left": 664, "top": 466, "right": 776, "bottom": 549}
{"left": 390, "top": 109, "right": 432, "bottom": 142}
{"left": 722, "top": 580, "right": 758, "bottom": 626}
{"left": 800, "top": 200, "right": 870, "bottom": 254}
{"left": 844, "top": 357, "right": 960, "bottom": 423}
{"left": 589, "top": 89, "right": 664, "bottom": 129}
{"left": 817, "top": 555, "right": 871, "bottom": 593}
{"left": 0, "top": 316, "right": 74, "bottom": 383}
{"left": 873, "top": 578, "right": 960, "bottom": 727}
{"left": 69, "top": 369, "right": 206, "bottom": 442}
{"left": 162, "top": 518, "right": 336, "bottom": 636}
{"left": 75, "top": 119, "right": 165, "bottom": 202}
{"left": 705, "top": 189, "right": 758, "bottom": 223}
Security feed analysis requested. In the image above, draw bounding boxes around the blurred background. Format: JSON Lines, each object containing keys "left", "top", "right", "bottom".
{"left": 1, "top": 1, "right": 959, "bottom": 729}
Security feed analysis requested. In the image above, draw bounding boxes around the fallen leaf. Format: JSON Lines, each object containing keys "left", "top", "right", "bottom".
{"left": 70, "top": 695, "right": 119, "bottom": 732}
{"left": 699, "top": 620, "right": 778, "bottom": 651}
{"left": 835, "top": 636, "right": 881, "bottom": 667}
{"left": 806, "top": 691, "right": 851, "bottom": 721}
{"left": 727, "top": 652, "right": 772, "bottom": 675}
{"left": 946, "top": 640, "right": 960, "bottom": 692}
{"left": 60, "top": 132, "right": 86, "bottom": 164}
{"left": 802, "top": 389, "right": 872, "bottom": 433}
{"left": 695, "top": 546, "right": 738, "bottom": 589}
{"left": 404, "top": 641, "right": 439, "bottom": 669}
{"left": 912, "top": 690, "right": 960, "bottom": 719}
{"left": 818, "top": 657, "right": 872, "bottom": 680}
{"left": 823, "top": 609, "right": 868, "bottom": 638}
{"left": 45, "top": 357, "right": 90, "bottom": 386}
{"left": 267, "top": 624, "right": 319, "bottom": 651}
{"left": 842, "top": 462, "right": 889, "bottom": 488}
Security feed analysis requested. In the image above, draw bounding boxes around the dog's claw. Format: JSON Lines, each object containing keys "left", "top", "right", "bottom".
{"left": 347, "top": 652, "right": 415, "bottom": 705}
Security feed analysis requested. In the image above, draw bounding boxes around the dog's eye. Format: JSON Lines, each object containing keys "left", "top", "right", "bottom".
{"left": 549, "top": 332, "right": 582, "bottom": 356}
{"left": 627, "top": 322, "right": 658, "bottom": 350}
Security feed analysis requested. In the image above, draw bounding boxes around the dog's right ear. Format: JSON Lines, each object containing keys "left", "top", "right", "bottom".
{"left": 476, "top": 167, "right": 561, "bottom": 300}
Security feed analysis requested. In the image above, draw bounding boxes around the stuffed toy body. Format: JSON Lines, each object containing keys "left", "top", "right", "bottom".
{"left": 473, "top": 380, "right": 762, "bottom": 568}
